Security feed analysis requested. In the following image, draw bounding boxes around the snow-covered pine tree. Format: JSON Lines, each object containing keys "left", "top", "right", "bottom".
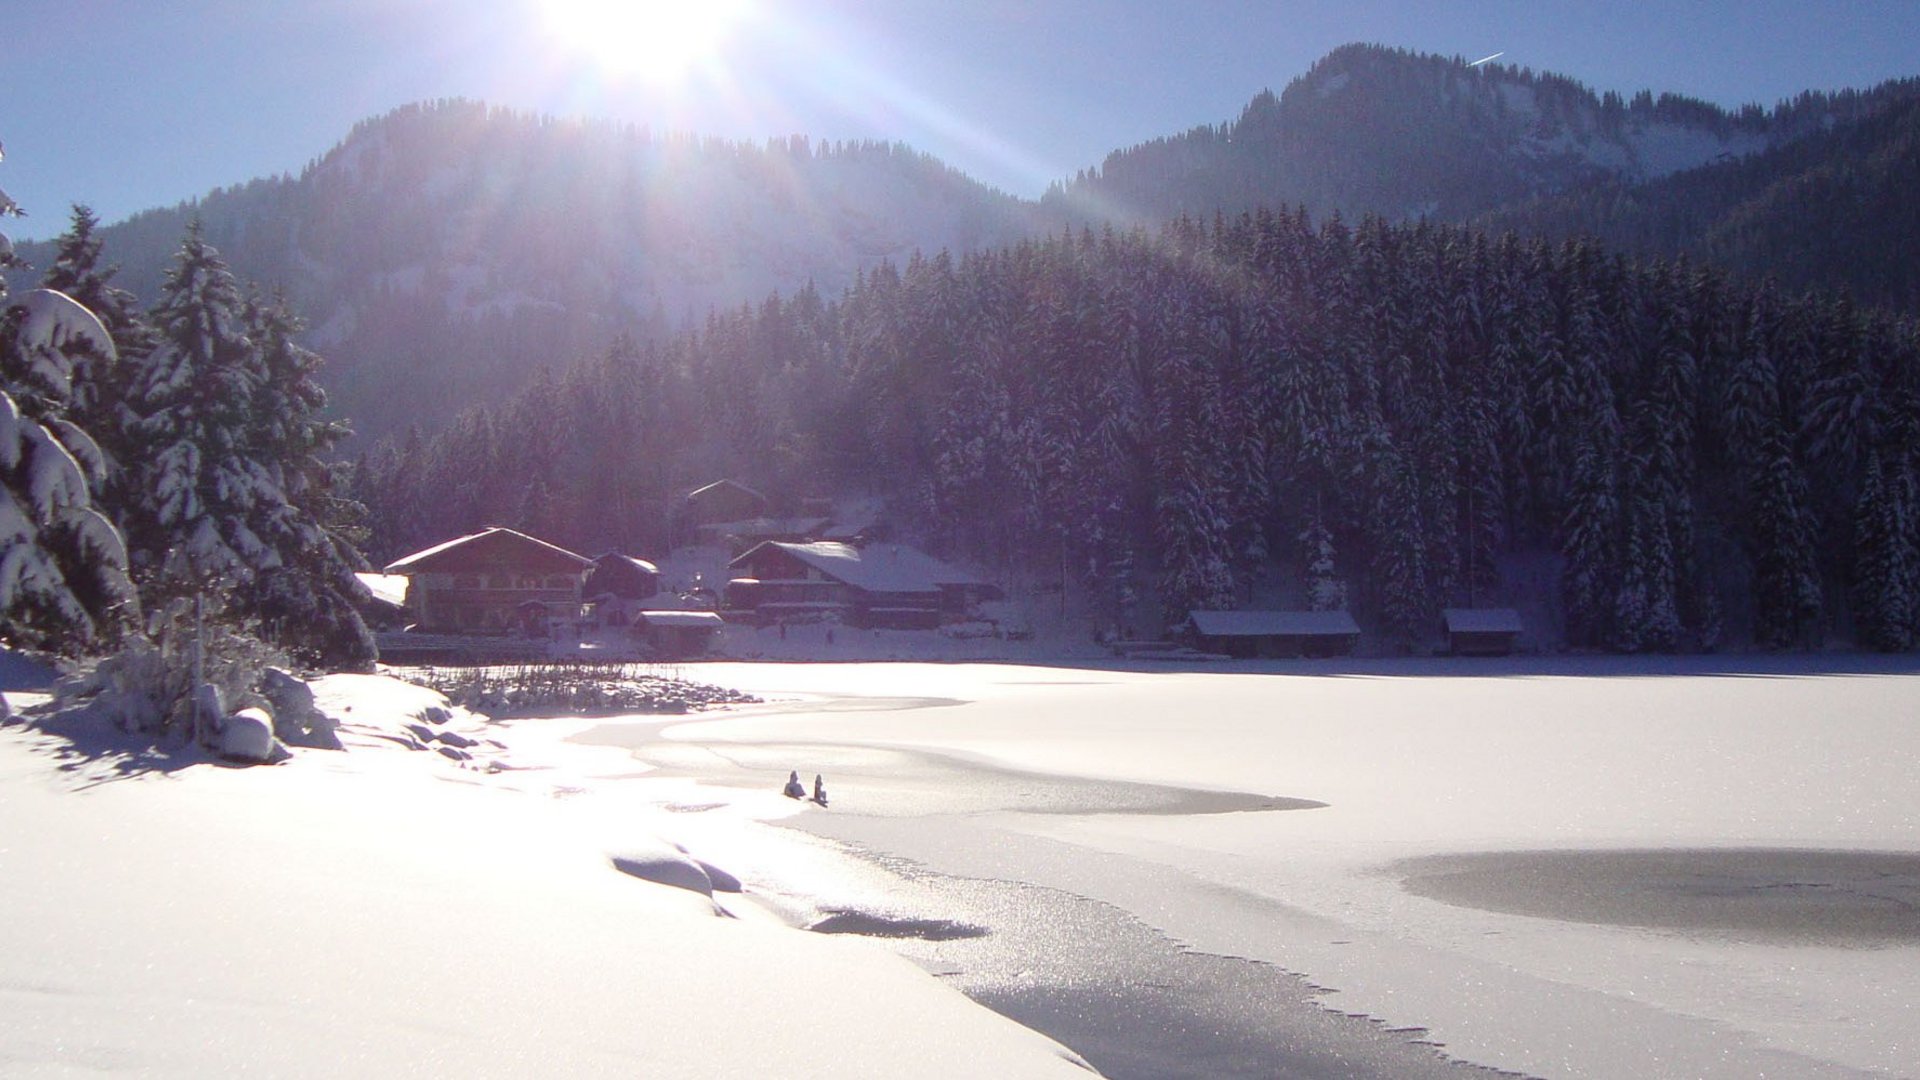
{"left": 120, "top": 223, "right": 290, "bottom": 617}
{"left": 1749, "top": 428, "right": 1824, "bottom": 648}
{"left": 0, "top": 158, "right": 136, "bottom": 652}
{"left": 1560, "top": 435, "right": 1618, "bottom": 648}
{"left": 242, "top": 291, "right": 375, "bottom": 668}
{"left": 1300, "top": 507, "right": 1347, "bottom": 612}
{"left": 1849, "top": 449, "right": 1916, "bottom": 650}
{"left": 37, "top": 205, "right": 154, "bottom": 464}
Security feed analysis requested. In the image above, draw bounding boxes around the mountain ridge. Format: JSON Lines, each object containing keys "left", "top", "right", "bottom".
{"left": 9, "top": 45, "right": 1918, "bottom": 444}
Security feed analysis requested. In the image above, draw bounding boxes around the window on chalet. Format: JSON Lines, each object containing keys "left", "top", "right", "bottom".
{"left": 489, "top": 574, "right": 512, "bottom": 589}
{"left": 519, "top": 575, "right": 541, "bottom": 589}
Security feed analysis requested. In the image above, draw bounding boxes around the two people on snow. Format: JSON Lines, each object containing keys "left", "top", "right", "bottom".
{"left": 783, "top": 770, "right": 828, "bottom": 806}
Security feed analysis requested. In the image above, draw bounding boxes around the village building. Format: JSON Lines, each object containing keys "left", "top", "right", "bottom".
{"left": 382, "top": 527, "right": 595, "bottom": 636}
{"left": 1188, "top": 609, "right": 1361, "bottom": 658}
{"left": 630, "top": 610, "right": 727, "bottom": 658}
{"left": 725, "top": 541, "right": 1001, "bottom": 629}
{"left": 682, "top": 479, "right": 769, "bottom": 527}
{"left": 1442, "top": 608, "right": 1525, "bottom": 656}
{"left": 583, "top": 553, "right": 662, "bottom": 626}
{"left": 353, "top": 572, "right": 412, "bottom": 630}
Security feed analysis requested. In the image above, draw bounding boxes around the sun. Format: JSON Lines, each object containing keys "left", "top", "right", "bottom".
{"left": 540, "top": 0, "right": 746, "bottom": 83}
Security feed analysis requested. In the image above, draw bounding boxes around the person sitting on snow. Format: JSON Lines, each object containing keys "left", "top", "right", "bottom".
{"left": 812, "top": 774, "right": 828, "bottom": 806}
{"left": 783, "top": 770, "right": 806, "bottom": 799}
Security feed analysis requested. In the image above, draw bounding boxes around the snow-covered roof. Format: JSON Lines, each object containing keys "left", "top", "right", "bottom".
{"left": 595, "top": 553, "right": 659, "bottom": 574}
{"left": 1443, "top": 608, "right": 1524, "bottom": 634}
{"left": 637, "top": 610, "right": 726, "bottom": 628}
{"left": 685, "top": 479, "right": 766, "bottom": 504}
{"left": 699, "top": 516, "right": 830, "bottom": 538}
{"left": 354, "top": 572, "right": 410, "bottom": 608}
{"left": 1189, "top": 610, "right": 1360, "bottom": 637}
{"left": 383, "top": 527, "right": 594, "bottom": 574}
{"left": 734, "top": 541, "right": 988, "bottom": 595}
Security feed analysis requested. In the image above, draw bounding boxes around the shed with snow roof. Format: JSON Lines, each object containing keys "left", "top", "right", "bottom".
{"left": 726, "top": 541, "right": 1001, "bottom": 629}
{"left": 1188, "top": 609, "right": 1360, "bottom": 659}
{"left": 631, "top": 610, "right": 726, "bottom": 658}
{"left": 683, "top": 480, "right": 769, "bottom": 527}
{"left": 383, "top": 527, "right": 594, "bottom": 635}
{"left": 1442, "top": 608, "right": 1524, "bottom": 656}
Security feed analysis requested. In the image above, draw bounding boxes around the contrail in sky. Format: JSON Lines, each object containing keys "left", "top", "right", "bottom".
{"left": 1468, "top": 51, "right": 1505, "bottom": 67}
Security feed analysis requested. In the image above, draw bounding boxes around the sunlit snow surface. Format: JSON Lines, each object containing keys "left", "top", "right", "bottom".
{"left": 7, "top": 657, "right": 1917, "bottom": 1079}
{"left": 631, "top": 657, "right": 1920, "bottom": 1079}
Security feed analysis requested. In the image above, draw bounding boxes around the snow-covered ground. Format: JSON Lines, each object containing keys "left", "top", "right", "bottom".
{"left": 638, "top": 658, "right": 1920, "bottom": 1079}
{"left": 7, "top": 656, "right": 1918, "bottom": 1078}
{"left": 0, "top": 674, "right": 1090, "bottom": 1079}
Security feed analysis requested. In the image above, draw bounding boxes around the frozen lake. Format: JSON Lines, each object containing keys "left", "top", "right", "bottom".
{"left": 576, "top": 655, "right": 1920, "bottom": 1078}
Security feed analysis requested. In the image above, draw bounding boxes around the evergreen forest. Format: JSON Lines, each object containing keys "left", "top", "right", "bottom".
{"left": 356, "top": 209, "right": 1920, "bottom": 651}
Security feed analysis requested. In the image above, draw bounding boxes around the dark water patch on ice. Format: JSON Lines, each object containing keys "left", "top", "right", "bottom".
{"left": 807, "top": 909, "right": 989, "bottom": 941}
{"left": 828, "top": 854, "right": 1510, "bottom": 1080}
{"left": 1398, "top": 848, "right": 1920, "bottom": 946}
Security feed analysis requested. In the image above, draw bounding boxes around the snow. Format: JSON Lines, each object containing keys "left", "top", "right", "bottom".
{"left": 0, "top": 672, "right": 1091, "bottom": 1079}
{"left": 353, "top": 570, "right": 410, "bottom": 607}
{"left": 638, "top": 609, "right": 726, "bottom": 628}
{"left": 652, "top": 657, "right": 1920, "bottom": 1078}
{"left": 11, "top": 655, "right": 1916, "bottom": 1077}
{"left": 16, "top": 288, "right": 119, "bottom": 368}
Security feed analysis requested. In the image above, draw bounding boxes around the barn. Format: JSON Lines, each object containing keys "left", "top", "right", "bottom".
{"left": 1442, "top": 608, "right": 1524, "bottom": 656}
{"left": 1188, "top": 609, "right": 1361, "bottom": 658}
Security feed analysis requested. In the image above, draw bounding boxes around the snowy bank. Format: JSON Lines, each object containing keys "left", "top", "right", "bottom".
{"left": 0, "top": 675, "right": 1092, "bottom": 1079}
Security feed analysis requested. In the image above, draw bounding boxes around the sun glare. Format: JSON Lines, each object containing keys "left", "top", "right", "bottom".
{"left": 541, "top": 0, "right": 746, "bottom": 82}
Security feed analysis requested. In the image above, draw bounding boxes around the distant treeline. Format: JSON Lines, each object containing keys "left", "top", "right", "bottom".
{"left": 356, "top": 208, "right": 1920, "bottom": 651}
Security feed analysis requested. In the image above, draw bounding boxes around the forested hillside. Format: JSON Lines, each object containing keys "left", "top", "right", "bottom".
{"left": 1480, "top": 89, "right": 1920, "bottom": 313}
{"left": 1050, "top": 45, "right": 1920, "bottom": 313}
{"left": 359, "top": 210, "right": 1920, "bottom": 651}
{"left": 12, "top": 100, "right": 1036, "bottom": 443}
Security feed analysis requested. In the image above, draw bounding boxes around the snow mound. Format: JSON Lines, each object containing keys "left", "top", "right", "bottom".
{"left": 608, "top": 835, "right": 720, "bottom": 896}
{"left": 218, "top": 707, "right": 278, "bottom": 764}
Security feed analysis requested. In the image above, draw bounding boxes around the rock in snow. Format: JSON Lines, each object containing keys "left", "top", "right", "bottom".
{"left": 218, "top": 707, "right": 278, "bottom": 764}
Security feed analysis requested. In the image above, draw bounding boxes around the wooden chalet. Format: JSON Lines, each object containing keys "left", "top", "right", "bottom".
{"left": 1188, "top": 609, "right": 1361, "bottom": 658}
{"left": 683, "top": 479, "right": 769, "bottom": 527}
{"left": 725, "top": 541, "right": 1001, "bottom": 629}
{"left": 1442, "top": 608, "right": 1524, "bottom": 656}
{"left": 383, "top": 527, "right": 594, "bottom": 635}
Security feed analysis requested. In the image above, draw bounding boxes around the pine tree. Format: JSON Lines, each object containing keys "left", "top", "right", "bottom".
{"left": 1849, "top": 449, "right": 1916, "bottom": 650}
{"left": 37, "top": 205, "right": 154, "bottom": 466}
{"left": 242, "top": 291, "right": 375, "bottom": 668}
{"left": 0, "top": 158, "right": 136, "bottom": 651}
{"left": 1749, "top": 430, "right": 1823, "bottom": 648}
{"left": 120, "top": 224, "right": 289, "bottom": 616}
{"left": 1560, "top": 436, "right": 1618, "bottom": 648}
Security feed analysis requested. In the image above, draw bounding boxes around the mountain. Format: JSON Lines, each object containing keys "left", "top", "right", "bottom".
{"left": 11, "top": 47, "right": 1920, "bottom": 448}
{"left": 15, "top": 100, "right": 1036, "bottom": 442}
{"left": 1479, "top": 88, "right": 1920, "bottom": 311}
{"left": 1047, "top": 44, "right": 1916, "bottom": 236}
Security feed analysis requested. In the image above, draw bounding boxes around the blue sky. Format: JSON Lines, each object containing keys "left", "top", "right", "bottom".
{"left": 5, "top": 0, "right": 1918, "bottom": 241}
